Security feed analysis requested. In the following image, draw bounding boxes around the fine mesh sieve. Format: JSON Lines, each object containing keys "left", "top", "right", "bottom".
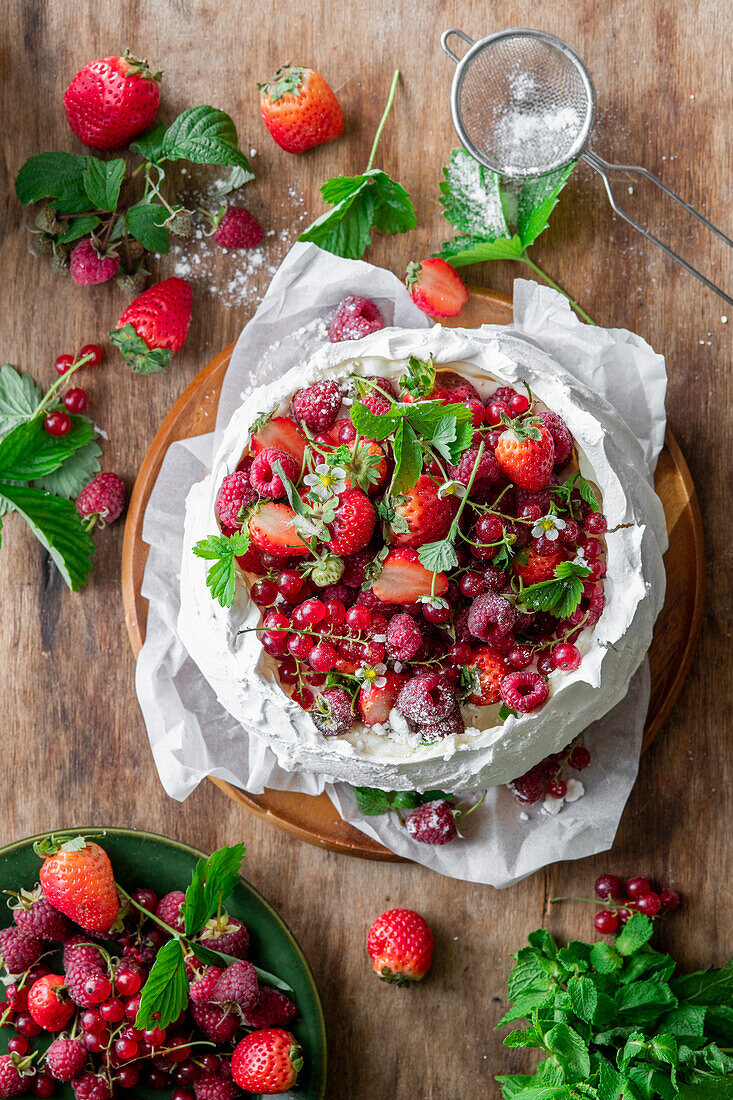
{"left": 442, "top": 27, "right": 732, "bottom": 305}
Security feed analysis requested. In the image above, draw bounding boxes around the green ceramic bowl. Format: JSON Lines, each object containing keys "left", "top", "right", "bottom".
{"left": 0, "top": 827, "right": 327, "bottom": 1099}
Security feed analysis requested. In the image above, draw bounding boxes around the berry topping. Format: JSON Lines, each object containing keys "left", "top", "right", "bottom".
{"left": 310, "top": 687, "right": 353, "bottom": 736}
{"left": 397, "top": 671, "right": 456, "bottom": 724}
{"left": 249, "top": 448, "right": 299, "bottom": 499}
{"left": 290, "top": 380, "right": 342, "bottom": 432}
{"left": 76, "top": 473, "right": 126, "bottom": 526}
{"left": 405, "top": 801, "right": 458, "bottom": 845}
{"left": 328, "top": 296, "right": 385, "bottom": 342}
{"left": 468, "top": 647, "right": 506, "bottom": 705}
{"left": 499, "top": 671, "right": 549, "bottom": 713}
{"left": 69, "top": 240, "right": 120, "bottom": 286}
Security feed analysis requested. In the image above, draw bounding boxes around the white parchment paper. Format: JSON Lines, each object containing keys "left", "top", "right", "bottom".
{"left": 135, "top": 242, "right": 667, "bottom": 886}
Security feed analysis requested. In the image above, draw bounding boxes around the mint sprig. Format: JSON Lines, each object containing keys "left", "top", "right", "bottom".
{"left": 496, "top": 916, "right": 733, "bottom": 1099}
{"left": 299, "top": 70, "right": 416, "bottom": 259}
{"left": 192, "top": 531, "right": 250, "bottom": 608}
{"left": 354, "top": 787, "right": 454, "bottom": 816}
{"left": 435, "top": 149, "right": 593, "bottom": 325}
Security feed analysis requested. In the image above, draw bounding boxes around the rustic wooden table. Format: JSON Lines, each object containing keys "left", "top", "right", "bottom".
{"left": 2, "top": 2, "right": 731, "bottom": 1097}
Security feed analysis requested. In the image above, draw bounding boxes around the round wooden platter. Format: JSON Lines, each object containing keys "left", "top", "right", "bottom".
{"left": 122, "top": 287, "right": 705, "bottom": 862}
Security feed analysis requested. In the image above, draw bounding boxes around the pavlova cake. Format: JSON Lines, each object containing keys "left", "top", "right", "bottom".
{"left": 179, "top": 302, "right": 666, "bottom": 795}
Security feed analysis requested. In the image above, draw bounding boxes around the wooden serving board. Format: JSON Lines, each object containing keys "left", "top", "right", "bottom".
{"left": 122, "top": 287, "right": 705, "bottom": 861}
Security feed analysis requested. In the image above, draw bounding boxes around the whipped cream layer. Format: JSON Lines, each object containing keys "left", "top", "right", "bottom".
{"left": 179, "top": 325, "right": 667, "bottom": 792}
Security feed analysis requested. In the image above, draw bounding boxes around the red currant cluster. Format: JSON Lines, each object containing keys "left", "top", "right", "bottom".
{"left": 43, "top": 344, "right": 103, "bottom": 438}
{"left": 592, "top": 874, "right": 681, "bottom": 933}
{"left": 510, "top": 738, "right": 592, "bottom": 804}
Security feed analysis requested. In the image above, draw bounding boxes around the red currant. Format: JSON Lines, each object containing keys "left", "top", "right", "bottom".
{"left": 276, "top": 658, "right": 299, "bottom": 684}
{"left": 334, "top": 420, "right": 357, "bottom": 444}
{"left": 124, "top": 995, "right": 142, "bottom": 1022}
{"left": 594, "top": 910, "right": 619, "bottom": 934}
{"left": 569, "top": 745, "right": 591, "bottom": 770}
{"left": 585, "top": 512, "right": 607, "bottom": 535}
{"left": 262, "top": 633, "right": 288, "bottom": 657}
{"left": 509, "top": 393, "right": 530, "bottom": 415}
{"left": 626, "top": 876, "right": 651, "bottom": 900}
{"left": 79, "top": 343, "right": 103, "bottom": 366}
{"left": 582, "top": 538, "right": 601, "bottom": 560}
{"left": 323, "top": 599, "right": 346, "bottom": 627}
{"left": 172, "top": 1091, "right": 194, "bottom": 1100}
{"left": 146, "top": 1070, "right": 170, "bottom": 1090}
{"left": 197, "top": 1056, "right": 219, "bottom": 1075}
{"left": 115, "top": 1038, "right": 139, "bottom": 1060}
{"left": 145, "top": 1026, "right": 166, "bottom": 1047}
{"left": 263, "top": 610, "right": 290, "bottom": 633}
{"left": 487, "top": 429, "right": 503, "bottom": 449}
{"left": 537, "top": 653, "right": 555, "bottom": 676}
{"left": 6, "top": 986, "right": 27, "bottom": 1011}
{"left": 251, "top": 579, "right": 278, "bottom": 605}
{"left": 297, "top": 598, "right": 327, "bottom": 626}
{"left": 287, "top": 633, "right": 313, "bottom": 660}
{"left": 115, "top": 970, "right": 142, "bottom": 996}
{"left": 173, "top": 1063, "right": 198, "bottom": 1086}
{"left": 32, "top": 1075, "right": 55, "bottom": 1098}
{"left": 422, "top": 602, "right": 451, "bottom": 624}
{"left": 116, "top": 1068, "right": 139, "bottom": 1090}
{"left": 485, "top": 400, "right": 510, "bottom": 426}
{"left": 507, "top": 644, "right": 533, "bottom": 670}
{"left": 616, "top": 907, "right": 633, "bottom": 925}
{"left": 594, "top": 873, "right": 622, "bottom": 900}
{"left": 559, "top": 518, "right": 580, "bottom": 543}
{"left": 6, "top": 1038, "right": 28, "bottom": 1056}
{"left": 552, "top": 643, "right": 581, "bottom": 671}
{"left": 54, "top": 353, "right": 75, "bottom": 375}
{"left": 44, "top": 411, "right": 71, "bottom": 437}
{"left": 516, "top": 502, "right": 543, "bottom": 522}
{"left": 276, "top": 570, "right": 303, "bottom": 600}
{"left": 14, "top": 1013, "right": 41, "bottom": 1039}
{"left": 81, "top": 1009, "right": 105, "bottom": 1033}
{"left": 547, "top": 778, "right": 567, "bottom": 799}
{"left": 64, "top": 388, "right": 88, "bottom": 413}
{"left": 459, "top": 572, "right": 486, "bottom": 598}
{"left": 100, "top": 998, "right": 125, "bottom": 1023}
{"left": 635, "top": 892, "right": 661, "bottom": 917}
{"left": 660, "top": 888, "right": 680, "bottom": 911}
{"left": 345, "top": 605, "right": 371, "bottom": 631}
{"left": 131, "top": 887, "right": 158, "bottom": 911}
{"left": 309, "top": 643, "right": 337, "bottom": 672}
{"left": 475, "top": 513, "right": 504, "bottom": 543}
{"left": 84, "top": 1030, "right": 109, "bottom": 1053}
{"left": 448, "top": 642, "right": 473, "bottom": 664}
{"left": 166, "top": 1038, "right": 191, "bottom": 1063}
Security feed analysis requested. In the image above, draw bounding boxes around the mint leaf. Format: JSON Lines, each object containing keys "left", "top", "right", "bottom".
{"left": 498, "top": 703, "right": 519, "bottom": 723}
{"left": 568, "top": 975, "right": 599, "bottom": 1024}
{"left": 354, "top": 787, "right": 391, "bottom": 815}
{"left": 161, "top": 106, "right": 252, "bottom": 169}
{"left": 35, "top": 439, "right": 102, "bottom": 499}
{"left": 15, "top": 152, "right": 89, "bottom": 210}
{"left": 125, "top": 202, "right": 171, "bottom": 252}
{"left": 182, "top": 843, "right": 246, "bottom": 937}
{"left": 672, "top": 960, "right": 733, "bottom": 1006}
{"left": 192, "top": 531, "right": 249, "bottom": 608}
{"left": 576, "top": 476, "right": 600, "bottom": 513}
{"left": 129, "top": 123, "right": 167, "bottom": 163}
{"left": 615, "top": 913, "right": 654, "bottom": 956}
{"left": 299, "top": 169, "right": 416, "bottom": 259}
{"left": 590, "top": 942, "right": 622, "bottom": 974}
{"left": 82, "top": 157, "right": 126, "bottom": 211}
{"left": 0, "top": 415, "right": 96, "bottom": 481}
{"left": 0, "top": 365, "right": 42, "bottom": 436}
{"left": 418, "top": 538, "right": 457, "bottom": 573}
{"left": 543, "top": 1023, "right": 591, "bottom": 1079}
{"left": 110, "top": 324, "right": 173, "bottom": 375}
{"left": 617, "top": 979, "right": 677, "bottom": 1023}
{"left": 390, "top": 420, "right": 422, "bottom": 495}
{"left": 134, "top": 938, "right": 188, "bottom": 1030}
{"left": 0, "top": 483, "right": 95, "bottom": 590}
{"left": 517, "top": 164, "right": 576, "bottom": 247}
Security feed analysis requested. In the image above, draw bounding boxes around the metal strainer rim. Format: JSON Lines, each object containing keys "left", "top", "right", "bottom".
{"left": 448, "top": 27, "right": 597, "bottom": 178}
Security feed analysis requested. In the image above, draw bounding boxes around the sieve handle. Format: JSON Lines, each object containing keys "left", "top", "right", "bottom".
{"left": 583, "top": 150, "right": 733, "bottom": 306}
{"left": 441, "top": 28, "right": 475, "bottom": 64}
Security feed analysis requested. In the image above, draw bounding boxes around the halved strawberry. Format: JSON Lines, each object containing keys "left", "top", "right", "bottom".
{"left": 405, "top": 258, "right": 468, "bottom": 319}
{"left": 249, "top": 502, "right": 309, "bottom": 557}
{"left": 326, "top": 489, "right": 376, "bottom": 556}
{"left": 372, "top": 548, "right": 448, "bottom": 604}
{"left": 359, "top": 672, "right": 410, "bottom": 726}
{"left": 468, "top": 647, "right": 506, "bottom": 705}
{"left": 389, "top": 475, "right": 457, "bottom": 548}
{"left": 514, "top": 546, "right": 564, "bottom": 584}
{"left": 251, "top": 416, "right": 307, "bottom": 466}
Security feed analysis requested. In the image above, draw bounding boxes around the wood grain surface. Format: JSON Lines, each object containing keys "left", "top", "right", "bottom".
{"left": 1, "top": 3, "right": 730, "bottom": 1098}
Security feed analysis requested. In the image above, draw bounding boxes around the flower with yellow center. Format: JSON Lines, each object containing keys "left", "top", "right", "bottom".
{"left": 355, "top": 662, "right": 387, "bottom": 689}
{"left": 531, "top": 514, "right": 567, "bottom": 541}
{"left": 303, "top": 463, "right": 348, "bottom": 501}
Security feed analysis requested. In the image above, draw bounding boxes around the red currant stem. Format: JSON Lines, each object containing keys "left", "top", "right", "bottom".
{"left": 75, "top": 940, "right": 115, "bottom": 975}
{"left": 36, "top": 351, "right": 95, "bottom": 417}
{"left": 0, "top": 1004, "right": 12, "bottom": 1027}
{"left": 458, "top": 789, "right": 487, "bottom": 819}
{"left": 549, "top": 895, "right": 634, "bottom": 908}
{"left": 439, "top": 442, "right": 486, "bottom": 553}
{"left": 520, "top": 254, "right": 596, "bottom": 326}
{"left": 115, "top": 883, "right": 184, "bottom": 938}
{"left": 365, "top": 68, "right": 401, "bottom": 172}
{"left": 126, "top": 1040, "right": 216, "bottom": 1066}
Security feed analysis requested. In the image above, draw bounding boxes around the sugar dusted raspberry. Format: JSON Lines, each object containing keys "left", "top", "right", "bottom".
{"left": 210, "top": 961, "right": 259, "bottom": 1011}
{"left": 310, "top": 687, "right": 353, "bottom": 736}
{"left": 358, "top": 375, "right": 395, "bottom": 415}
{"left": 509, "top": 764, "right": 546, "bottom": 804}
{"left": 76, "top": 473, "right": 126, "bottom": 525}
{"left": 500, "top": 671, "right": 549, "bottom": 713}
{"left": 0, "top": 928, "right": 43, "bottom": 975}
{"left": 328, "top": 296, "right": 385, "bottom": 342}
{"left": 215, "top": 472, "right": 258, "bottom": 530}
{"left": 249, "top": 448, "right": 299, "bottom": 499}
{"left": 385, "top": 613, "right": 422, "bottom": 661}
{"left": 243, "top": 986, "right": 297, "bottom": 1029}
{"left": 291, "top": 380, "right": 342, "bottom": 432}
{"left": 45, "top": 1038, "right": 87, "bottom": 1081}
{"left": 397, "top": 672, "right": 456, "bottom": 724}
{"left": 156, "top": 891, "right": 186, "bottom": 933}
{"left": 69, "top": 240, "right": 120, "bottom": 286}
{"left": 538, "top": 411, "right": 573, "bottom": 466}
{"left": 467, "top": 593, "right": 517, "bottom": 641}
{"left": 194, "top": 1074, "right": 239, "bottom": 1100}
{"left": 447, "top": 442, "right": 501, "bottom": 486}
{"left": 418, "top": 706, "right": 464, "bottom": 742}
{"left": 405, "top": 800, "right": 458, "bottom": 844}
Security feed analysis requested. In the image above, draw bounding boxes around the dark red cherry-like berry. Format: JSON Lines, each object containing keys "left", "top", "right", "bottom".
{"left": 79, "top": 343, "right": 103, "bottom": 366}
{"left": 64, "top": 387, "right": 88, "bottom": 413}
{"left": 54, "top": 353, "right": 75, "bottom": 375}
{"left": 595, "top": 874, "right": 622, "bottom": 900}
{"left": 626, "top": 876, "right": 651, "bottom": 900}
{"left": 594, "top": 910, "right": 619, "bottom": 934}
{"left": 44, "top": 411, "right": 71, "bottom": 436}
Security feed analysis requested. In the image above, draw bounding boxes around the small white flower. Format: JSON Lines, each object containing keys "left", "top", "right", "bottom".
{"left": 437, "top": 479, "right": 467, "bottom": 499}
{"left": 573, "top": 547, "right": 587, "bottom": 566}
{"left": 393, "top": 661, "right": 404, "bottom": 673}
{"left": 372, "top": 634, "right": 387, "bottom": 644}
{"left": 355, "top": 662, "right": 387, "bottom": 689}
{"left": 303, "top": 462, "right": 348, "bottom": 499}
{"left": 418, "top": 594, "right": 450, "bottom": 609}
{"left": 531, "top": 514, "right": 567, "bottom": 541}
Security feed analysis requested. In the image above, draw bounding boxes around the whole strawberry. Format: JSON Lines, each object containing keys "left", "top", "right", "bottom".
{"left": 405, "top": 258, "right": 468, "bottom": 318}
{"left": 232, "top": 1028, "right": 303, "bottom": 1094}
{"left": 63, "top": 50, "right": 162, "bottom": 150}
{"left": 0, "top": 1054, "right": 34, "bottom": 1098}
{"left": 0, "top": 927, "right": 43, "bottom": 975}
{"left": 27, "top": 974, "right": 75, "bottom": 1031}
{"left": 12, "top": 889, "right": 74, "bottom": 941}
{"left": 210, "top": 205, "right": 265, "bottom": 250}
{"left": 405, "top": 800, "right": 459, "bottom": 845}
{"left": 110, "top": 277, "right": 192, "bottom": 374}
{"left": 326, "top": 489, "right": 376, "bottom": 556}
{"left": 45, "top": 1037, "right": 87, "bottom": 1081}
{"left": 69, "top": 240, "right": 120, "bottom": 286}
{"left": 388, "top": 474, "right": 457, "bottom": 548}
{"left": 495, "top": 415, "right": 555, "bottom": 491}
{"left": 258, "top": 65, "right": 343, "bottom": 154}
{"left": 36, "top": 835, "right": 119, "bottom": 933}
{"left": 76, "top": 473, "right": 126, "bottom": 527}
{"left": 367, "top": 908, "right": 433, "bottom": 985}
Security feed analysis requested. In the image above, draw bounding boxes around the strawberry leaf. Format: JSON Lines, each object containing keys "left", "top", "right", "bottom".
{"left": 109, "top": 324, "right": 173, "bottom": 375}
{"left": 182, "top": 843, "right": 246, "bottom": 937}
{"left": 160, "top": 106, "right": 252, "bottom": 170}
{"left": 35, "top": 439, "right": 102, "bottom": 499}
{"left": 134, "top": 938, "right": 189, "bottom": 1030}
{"left": 390, "top": 420, "right": 422, "bottom": 495}
{"left": 418, "top": 538, "right": 458, "bottom": 573}
{"left": 517, "top": 163, "right": 576, "bottom": 248}
{"left": 299, "top": 169, "right": 416, "bottom": 260}
{"left": 125, "top": 203, "right": 171, "bottom": 252}
{"left": 0, "top": 415, "right": 96, "bottom": 481}
{"left": 0, "top": 365, "right": 43, "bottom": 436}
{"left": 129, "top": 123, "right": 168, "bottom": 164}
{"left": 82, "top": 157, "right": 126, "bottom": 212}
{"left": 0, "top": 483, "right": 95, "bottom": 590}
{"left": 192, "top": 531, "right": 249, "bottom": 608}
{"left": 350, "top": 400, "right": 401, "bottom": 440}
{"left": 518, "top": 560, "right": 591, "bottom": 619}
{"left": 401, "top": 356, "right": 436, "bottom": 399}
{"left": 15, "top": 152, "right": 90, "bottom": 211}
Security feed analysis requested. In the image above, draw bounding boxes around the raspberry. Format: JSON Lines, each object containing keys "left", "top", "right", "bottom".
{"left": 569, "top": 745, "right": 591, "bottom": 770}
{"left": 328, "top": 296, "right": 385, "bottom": 342}
{"left": 212, "top": 206, "right": 264, "bottom": 250}
{"left": 447, "top": 442, "right": 501, "bottom": 486}
{"left": 156, "top": 891, "right": 186, "bottom": 933}
{"left": 63, "top": 936, "right": 104, "bottom": 974}
{"left": 537, "top": 411, "right": 573, "bottom": 466}
{"left": 75, "top": 473, "right": 126, "bottom": 525}
{"left": 356, "top": 375, "right": 395, "bottom": 415}
{"left": 242, "top": 987, "right": 297, "bottom": 1030}
{"left": 339, "top": 550, "right": 372, "bottom": 587}
{"left": 65, "top": 967, "right": 112, "bottom": 1008}
{"left": 214, "top": 473, "right": 258, "bottom": 530}
{"left": 385, "top": 613, "right": 422, "bottom": 661}
{"left": 0, "top": 928, "right": 43, "bottom": 974}
{"left": 397, "top": 672, "right": 455, "bottom": 724}
{"left": 405, "top": 801, "right": 458, "bottom": 844}
{"left": 310, "top": 687, "right": 353, "bottom": 736}
{"left": 467, "top": 593, "right": 517, "bottom": 641}
{"left": 355, "top": 590, "right": 395, "bottom": 619}
{"left": 510, "top": 764, "right": 546, "bottom": 804}
{"left": 45, "top": 1038, "right": 87, "bottom": 1081}
{"left": 13, "top": 896, "right": 73, "bottom": 942}
{"left": 210, "top": 961, "right": 259, "bottom": 1011}
{"left": 249, "top": 448, "right": 299, "bottom": 499}
{"left": 198, "top": 915, "right": 249, "bottom": 959}
{"left": 189, "top": 966, "right": 223, "bottom": 1005}
{"left": 71, "top": 1074, "right": 111, "bottom": 1100}
{"left": 500, "top": 671, "right": 549, "bottom": 713}
{"left": 189, "top": 1003, "right": 239, "bottom": 1044}
{"left": 193, "top": 1075, "right": 238, "bottom": 1100}
{"left": 290, "top": 380, "right": 342, "bottom": 432}
{"left": 420, "top": 707, "right": 465, "bottom": 742}
{"left": 0, "top": 1055, "right": 30, "bottom": 1098}
{"left": 69, "top": 240, "right": 120, "bottom": 286}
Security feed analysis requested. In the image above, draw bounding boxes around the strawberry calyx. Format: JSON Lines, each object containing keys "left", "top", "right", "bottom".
{"left": 404, "top": 261, "right": 423, "bottom": 293}
{"left": 257, "top": 65, "right": 305, "bottom": 102}
{"left": 109, "top": 323, "right": 174, "bottom": 375}
{"left": 33, "top": 833, "right": 103, "bottom": 858}
{"left": 288, "top": 1043, "right": 304, "bottom": 1074}
{"left": 497, "top": 410, "right": 543, "bottom": 443}
{"left": 120, "top": 48, "right": 163, "bottom": 83}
